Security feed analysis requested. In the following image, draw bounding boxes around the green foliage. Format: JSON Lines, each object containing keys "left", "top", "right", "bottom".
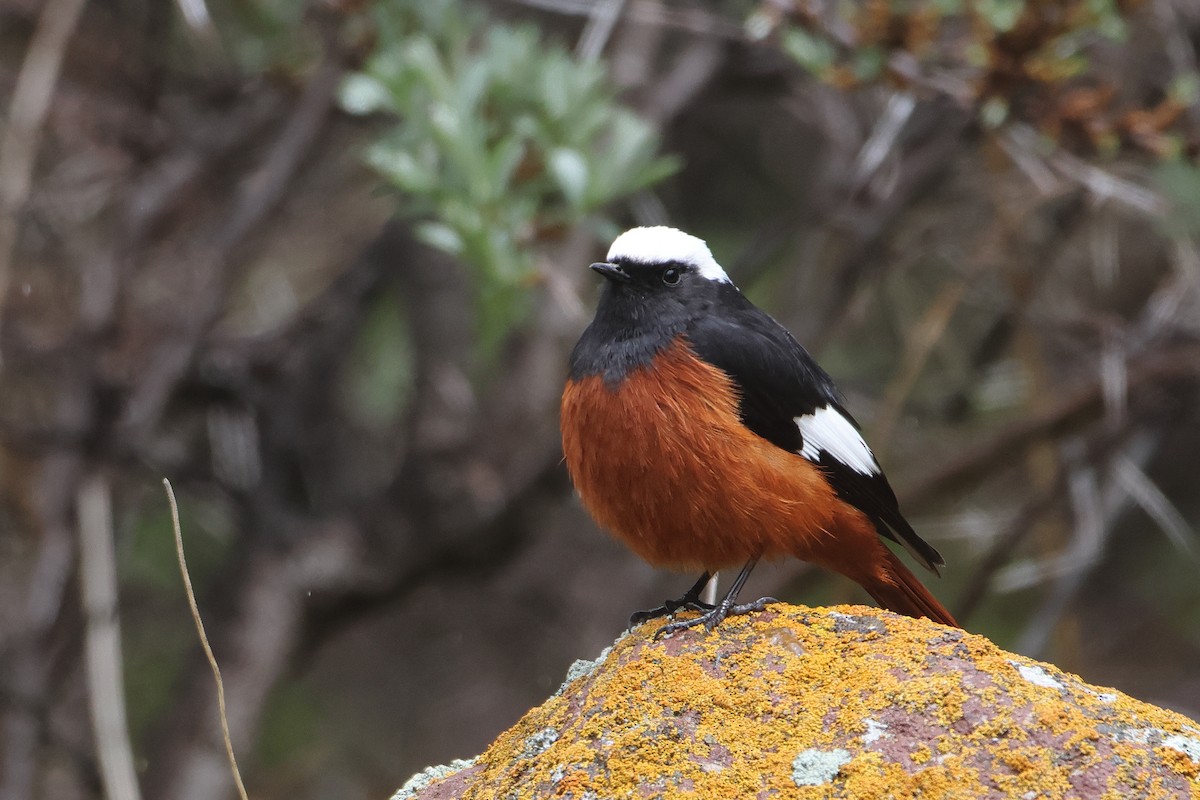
{"left": 763, "top": 0, "right": 1161, "bottom": 154}
{"left": 340, "top": 0, "right": 679, "bottom": 350}
{"left": 1153, "top": 158, "right": 1200, "bottom": 239}
{"left": 198, "top": 0, "right": 317, "bottom": 75}
{"left": 974, "top": 0, "right": 1026, "bottom": 34}
{"left": 771, "top": 0, "right": 1136, "bottom": 82}
{"left": 339, "top": 292, "right": 414, "bottom": 430}
{"left": 781, "top": 27, "right": 836, "bottom": 75}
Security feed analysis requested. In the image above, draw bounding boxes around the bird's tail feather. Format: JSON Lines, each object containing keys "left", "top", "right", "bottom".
{"left": 864, "top": 549, "right": 959, "bottom": 628}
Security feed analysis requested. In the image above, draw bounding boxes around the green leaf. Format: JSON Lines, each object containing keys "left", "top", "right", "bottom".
{"left": 488, "top": 136, "right": 527, "bottom": 195}
{"left": 853, "top": 46, "right": 886, "bottom": 82}
{"left": 781, "top": 27, "right": 836, "bottom": 74}
{"left": 1169, "top": 72, "right": 1200, "bottom": 106}
{"left": 975, "top": 0, "right": 1026, "bottom": 34}
{"left": 548, "top": 148, "right": 589, "bottom": 208}
{"left": 366, "top": 143, "right": 436, "bottom": 193}
{"left": 354, "top": 0, "right": 679, "bottom": 361}
{"left": 340, "top": 293, "right": 413, "bottom": 429}
{"left": 415, "top": 221, "right": 465, "bottom": 255}
{"left": 339, "top": 73, "right": 393, "bottom": 115}
{"left": 1154, "top": 159, "right": 1200, "bottom": 238}
{"left": 979, "top": 97, "right": 1009, "bottom": 129}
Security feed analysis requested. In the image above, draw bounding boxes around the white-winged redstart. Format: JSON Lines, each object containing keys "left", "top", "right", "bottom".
{"left": 560, "top": 226, "right": 958, "bottom": 635}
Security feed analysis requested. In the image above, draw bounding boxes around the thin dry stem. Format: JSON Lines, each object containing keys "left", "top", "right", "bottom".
{"left": 874, "top": 276, "right": 968, "bottom": 455}
{"left": 163, "top": 478, "right": 250, "bottom": 800}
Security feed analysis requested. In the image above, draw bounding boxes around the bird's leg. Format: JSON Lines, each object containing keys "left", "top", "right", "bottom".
{"left": 654, "top": 559, "right": 776, "bottom": 639}
{"left": 627, "top": 572, "right": 715, "bottom": 629}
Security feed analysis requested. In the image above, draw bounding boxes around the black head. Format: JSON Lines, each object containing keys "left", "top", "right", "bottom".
{"left": 570, "top": 226, "right": 742, "bottom": 383}
{"left": 589, "top": 225, "right": 735, "bottom": 320}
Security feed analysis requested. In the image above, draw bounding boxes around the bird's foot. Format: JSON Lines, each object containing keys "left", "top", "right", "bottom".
{"left": 628, "top": 597, "right": 715, "bottom": 629}
{"left": 627, "top": 572, "right": 715, "bottom": 630}
{"left": 653, "top": 595, "right": 777, "bottom": 640}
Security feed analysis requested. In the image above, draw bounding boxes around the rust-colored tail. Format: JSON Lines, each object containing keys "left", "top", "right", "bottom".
{"left": 863, "top": 550, "right": 959, "bottom": 628}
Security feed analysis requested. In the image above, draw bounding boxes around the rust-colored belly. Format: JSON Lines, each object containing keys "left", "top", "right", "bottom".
{"left": 561, "top": 339, "right": 843, "bottom": 572}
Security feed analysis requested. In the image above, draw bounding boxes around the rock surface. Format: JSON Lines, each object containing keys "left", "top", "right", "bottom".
{"left": 393, "top": 604, "right": 1200, "bottom": 799}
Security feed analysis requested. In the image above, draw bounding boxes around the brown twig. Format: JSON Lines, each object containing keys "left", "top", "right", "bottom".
{"left": 873, "top": 276, "right": 969, "bottom": 456}
{"left": 576, "top": 0, "right": 627, "bottom": 62}
{"left": 999, "top": 125, "right": 1167, "bottom": 216}
{"left": 164, "top": 478, "right": 250, "bottom": 800}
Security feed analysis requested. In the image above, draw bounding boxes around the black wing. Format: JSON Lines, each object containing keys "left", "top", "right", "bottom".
{"left": 686, "top": 290, "right": 944, "bottom": 573}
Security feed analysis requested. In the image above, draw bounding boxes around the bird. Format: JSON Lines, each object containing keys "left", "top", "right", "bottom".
{"left": 560, "top": 225, "right": 958, "bottom": 636}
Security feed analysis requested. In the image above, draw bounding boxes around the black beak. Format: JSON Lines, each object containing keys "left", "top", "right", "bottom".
{"left": 590, "top": 262, "right": 632, "bottom": 284}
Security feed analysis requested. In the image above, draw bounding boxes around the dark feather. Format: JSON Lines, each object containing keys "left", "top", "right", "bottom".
{"left": 685, "top": 288, "right": 944, "bottom": 573}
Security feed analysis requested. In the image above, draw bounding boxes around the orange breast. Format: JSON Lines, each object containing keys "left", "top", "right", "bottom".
{"left": 561, "top": 338, "right": 862, "bottom": 572}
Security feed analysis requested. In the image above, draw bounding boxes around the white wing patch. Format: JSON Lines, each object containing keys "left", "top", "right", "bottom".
{"left": 606, "top": 226, "right": 732, "bottom": 284}
{"left": 796, "top": 405, "right": 880, "bottom": 476}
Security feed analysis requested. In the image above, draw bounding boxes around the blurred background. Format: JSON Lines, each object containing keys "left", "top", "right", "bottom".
{"left": 1, "top": 0, "right": 1199, "bottom": 798}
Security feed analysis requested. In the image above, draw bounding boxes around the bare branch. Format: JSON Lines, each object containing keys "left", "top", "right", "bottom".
{"left": 900, "top": 344, "right": 1200, "bottom": 513}
{"left": 117, "top": 53, "right": 344, "bottom": 441}
{"left": 0, "top": 0, "right": 88, "bottom": 331}
{"left": 999, "top": 125, "right": 1168, "bottom": 216}
{"left": 873, "top": 276, "right": 969, "bottom": 455}
{"left": 502, "top": 0, "right": 744, "bottom": 40}
{"left": 851, "top": 91, "right": 917, "bottom": 191}
{"left": 78, "top": 473, "right": 142, "bottom": 800}
{"left": 1112, "top": 454, "right": 1200, "bottom": 563}
{"left": 576, "top": 0, "right": 627, "bottom": 62}
{"left": 1014, "top": 430, "right": 1163, "bottom": 657}
{"left": 0, "top": 454, "right": 80, "bottom": 800}
{"left": 174, "top": 0, "right": 219, "bottom": 42}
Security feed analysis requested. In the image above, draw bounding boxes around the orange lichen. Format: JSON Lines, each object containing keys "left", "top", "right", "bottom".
{"left": 1161, "top": 747, "right": 1200, "bottom": 781}
{"left": 396, "top": 605, "right": 1200, "bottom": 800}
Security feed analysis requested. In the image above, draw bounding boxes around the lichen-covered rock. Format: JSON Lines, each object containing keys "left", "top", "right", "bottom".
{"left": 394, "top": 604, "right": 1200, "bottom": 799}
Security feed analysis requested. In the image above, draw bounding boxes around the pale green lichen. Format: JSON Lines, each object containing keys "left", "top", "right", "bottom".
{"left": 391, "top": 757, "right": 476, "bottom": 800}
{"left": 1012, "top": 661, "right": 1064, "bottom": 690}
{"left": 554, "top": 635, "right": 624, "bottom": 697}
{"left": 792, "top": 747, "right": 852, "bottom": 786}
{"left": 520, "top": 727, "right": 559, "bottom": 758}
{"left": 1163, "top": 733, "right": 1200, "bottom": 761}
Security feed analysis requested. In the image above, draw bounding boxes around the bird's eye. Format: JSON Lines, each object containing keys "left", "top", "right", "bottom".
{"left": 661, "top": 267, "right": 682, "bottom": 286}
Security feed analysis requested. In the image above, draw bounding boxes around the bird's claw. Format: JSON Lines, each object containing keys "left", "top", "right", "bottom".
{"left": 627, "top": 599, "right": 716, "bottom": 630}
{"left": 652, "top": 596, "right": 778, "bottom": 640}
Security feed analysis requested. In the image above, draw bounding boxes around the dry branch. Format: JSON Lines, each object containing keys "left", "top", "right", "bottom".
{"left": 78, "top": 473, "right": 142, "bottom": 800}
{"left": 0, "top": 0, "right": 88, "bottom": 328}
{"left": 900, "top": 344, "right": 1200, "bottom": 513}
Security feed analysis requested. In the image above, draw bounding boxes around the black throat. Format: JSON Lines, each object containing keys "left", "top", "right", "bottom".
{"left": 568, "top": 277, "right": 743, "bottom": 387}
{"left": 568, "top": 283, "right": 687, "bottom": 387}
